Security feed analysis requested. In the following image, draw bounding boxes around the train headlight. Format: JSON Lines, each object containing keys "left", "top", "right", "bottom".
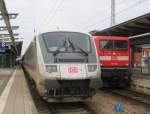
{"left": 126, "top": 63, "right": 129, "bottom": 66}
{"left": 88, "top": 65, "right": 97, "bottom": 72}
{"left": 46, "top": 65, "right": 57, "bottom": 73}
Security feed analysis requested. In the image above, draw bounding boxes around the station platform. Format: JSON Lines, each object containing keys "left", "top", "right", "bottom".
{"left": 131, "top": 73, "right": 150, "bottom": 95}
{"left": 0, "top": 68, "right": 13, "bottom": 95}
{"left": 0, "top": 68, "right": 38, "bottom": 114}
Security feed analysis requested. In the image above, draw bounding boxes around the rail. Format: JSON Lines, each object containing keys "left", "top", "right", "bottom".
{"left": 104, "top": 88, "right": 150, "bottom": 105}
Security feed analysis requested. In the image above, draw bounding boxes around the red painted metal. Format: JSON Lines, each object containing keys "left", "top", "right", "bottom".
{"left": 68, "top": 67, "right": 78, "bottom": 73}
{"left": 94, "top": 36, "right": 131, "bottom": 67}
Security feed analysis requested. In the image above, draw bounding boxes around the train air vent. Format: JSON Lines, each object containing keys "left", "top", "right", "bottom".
{"left": 58, "top": 59, "right": 86, "bottom": 63}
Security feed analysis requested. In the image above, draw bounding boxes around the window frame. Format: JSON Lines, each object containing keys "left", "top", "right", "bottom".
{"left": 99, "top": 40, "right": 128, "bottom": 51}
{"left": 42, "top": 32, "right": 92, "bottom": 53}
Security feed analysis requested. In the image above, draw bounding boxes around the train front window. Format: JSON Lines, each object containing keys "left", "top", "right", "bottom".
{"left": 68, "top": 33, "right": 90, "bottom": 52}
{"left": 43, "top": 32, "right": 90, "bottom": 53}
{"left": 100, "top": 40, "right": 128, "bottom": 51}
{"left": 43, "top": 33, "right": 66, "bottom": 52}
{"left": 114, "top": 40, "right": 128, "bottom": 51}
{"left": 100, "top": 40, "right": 113, "bottom": 51}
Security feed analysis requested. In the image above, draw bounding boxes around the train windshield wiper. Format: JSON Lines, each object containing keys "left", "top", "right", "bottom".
{"left": 68, "top": 38, "right": 88, "bottom": 56}
{"left": 53, "top": 39, "right": 66, "bottom": 56}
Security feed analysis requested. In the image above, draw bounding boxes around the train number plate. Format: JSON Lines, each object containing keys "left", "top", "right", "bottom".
{"left": 111, "top": 56, "right": 117, "bottom": 60}
{"left": 68, "top": 67, "right": 78, "bottom": 73}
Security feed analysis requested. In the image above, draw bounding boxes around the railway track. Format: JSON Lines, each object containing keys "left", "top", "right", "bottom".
{"left": 23, "top": 69, "right": 99, "bottom": 114}
{"left": 44, "top": 102, "right": 99, "bottom": 114}
{"left": 30, "top": 85, "right": 99, "bottom": 114}
{"left": 103, "top": 88, "right": 150, "bottom": 105}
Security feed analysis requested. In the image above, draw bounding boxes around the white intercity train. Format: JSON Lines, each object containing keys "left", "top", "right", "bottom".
{"left": 22, "top": 29, "right": 102, "bottom": 102}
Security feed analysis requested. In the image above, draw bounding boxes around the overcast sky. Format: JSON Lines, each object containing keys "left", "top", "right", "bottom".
{"left": 2, "top": 0, "right": 150, "bottom": 55}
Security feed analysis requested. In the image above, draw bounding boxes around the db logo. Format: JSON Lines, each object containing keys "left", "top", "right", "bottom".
{"left": 68, "top": 67, "right": 78, "bottom": 73}
{"left": 2, "top": 42, "right": 5, "bottom": 47}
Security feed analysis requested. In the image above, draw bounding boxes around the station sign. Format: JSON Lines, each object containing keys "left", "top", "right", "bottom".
{"left": 0, "top": 42, "right": 7, "bottom": 48}
{"left": 0, "top": 42, "right": 9, "bottom": 53}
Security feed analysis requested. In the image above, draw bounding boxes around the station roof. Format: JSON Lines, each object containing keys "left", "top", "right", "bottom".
{"left": 0, "top": 0, "right": 19, "bottom": 55}
{"left": 90, "top": 12, "right": 150, "bottom": 37}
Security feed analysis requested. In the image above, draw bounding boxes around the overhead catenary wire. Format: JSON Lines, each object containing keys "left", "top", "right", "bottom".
{"left": 41, "top": 0, "right": 59, "bottom": 26}
{"left": 85, "top": 0, "right": 148, "bottom": 30}
{"left": 86, "top": 0, "right": 127, "bottom": 24}
{"left": 35, "top": 0, "right": 59, "bottom": 34}
{"left": 43, "top": 0, "right": 64, "bottom": 27}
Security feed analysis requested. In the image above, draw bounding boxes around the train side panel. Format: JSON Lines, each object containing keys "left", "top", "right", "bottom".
{"left": 23, "top": 39, "right": 38, "bottom": 82}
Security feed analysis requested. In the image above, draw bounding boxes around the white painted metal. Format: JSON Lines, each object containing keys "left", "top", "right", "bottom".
{"left": 100, "top": 56, "right": 111, "bottom": 61}
{"left": 59, "top": 64, "right": 87, "bottom": 79}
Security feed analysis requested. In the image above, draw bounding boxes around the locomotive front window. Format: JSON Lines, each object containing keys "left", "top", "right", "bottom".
{"left": 100, "top": 40, "right": 113, "bottom": 51}
{"left": 114, "top": 40, "right": 128, "bottom": 51}
{"left": 100, "top": 40, "right": 128, "bottom": 51}
{"left": 43, "top": 32, "right": 90, "bottom": 53}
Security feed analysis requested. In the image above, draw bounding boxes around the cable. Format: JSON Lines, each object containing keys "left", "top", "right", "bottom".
{"left": 85, "top": 0, "right": 148, "bottom": 29}
{"left": 45, "top": 0, "right": 64, "bottom": 26}
{"left": 85, "top": 0, "right": 127, "bottom": 24}
{"left": 41, "top": 0, "right": 59, "bottom": 26}
{"left": 87, "top": 0, "right": 148, "bottom": 29}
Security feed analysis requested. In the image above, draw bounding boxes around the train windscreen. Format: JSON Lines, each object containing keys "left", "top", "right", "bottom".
{"left": 100, "top": 40, "right": 128, "bottom": 51}
{"left": 42, "top": 32, "right": 91, "bottom": 53}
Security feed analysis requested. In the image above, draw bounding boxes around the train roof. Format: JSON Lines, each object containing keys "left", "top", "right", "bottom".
{"left": 94, "top": 36, "right": 129, "bottom": 40}
{"left": 37, "top": 27, "right": 91, "bottom": 36}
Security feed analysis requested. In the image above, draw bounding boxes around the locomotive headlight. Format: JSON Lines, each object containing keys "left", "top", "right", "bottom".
{"left": 88, "top": 65, "right": 97, "bottom": 72}
{"left": 126, "top": 63, "right": 129, "bottom": 66}
{"left": 46, "top": 65, "right": 57, "bottom": 73}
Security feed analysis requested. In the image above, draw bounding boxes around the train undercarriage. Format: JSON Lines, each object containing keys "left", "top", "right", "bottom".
{"left": 42, "top": 79, "right": 100, "bottom": 102}
{"left": 101, "top": 67, "right": 131, "bottom": 87}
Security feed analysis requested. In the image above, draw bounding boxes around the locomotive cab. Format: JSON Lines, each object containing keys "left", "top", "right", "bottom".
{"left": 94, "top": 36, "right": 131, "bottom": 87}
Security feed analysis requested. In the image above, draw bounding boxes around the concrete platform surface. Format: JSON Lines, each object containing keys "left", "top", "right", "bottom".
{"left": 0, "top": 68, "right": 13, "bottom": 96}
{"left": 0, "top": 68, "right": 38, "bottom": 114}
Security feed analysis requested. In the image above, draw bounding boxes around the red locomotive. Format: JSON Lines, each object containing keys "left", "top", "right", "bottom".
{"left": 94, "top": 36, "right": 131, "bottom": 87}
